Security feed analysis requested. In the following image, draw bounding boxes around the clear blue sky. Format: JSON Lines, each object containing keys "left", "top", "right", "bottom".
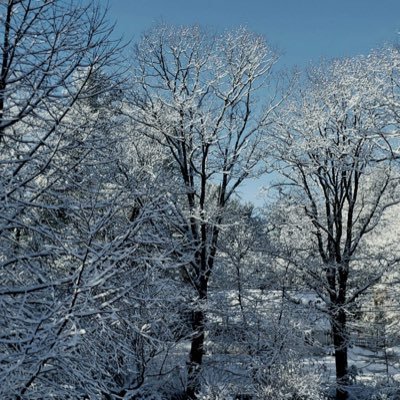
{"left": 108, "top": 0, "right": 400, "bottom": 67}
{"left": 107, "top": 0, "right": 400, "bottom": 205}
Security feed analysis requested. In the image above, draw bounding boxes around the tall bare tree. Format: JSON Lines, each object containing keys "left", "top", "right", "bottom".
{"left": 268, "top": 51, "right": 400, "bottom": 399}
{"left": 130, "top": 24, "right": 278, "bottom": 398}
{"left": 0, "top": 1, "right": 132, "bottom": 397}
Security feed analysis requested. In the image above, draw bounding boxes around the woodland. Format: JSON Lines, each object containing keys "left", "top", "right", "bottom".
{"left": 1, "top": 1, "right": 400, "bottom": 399}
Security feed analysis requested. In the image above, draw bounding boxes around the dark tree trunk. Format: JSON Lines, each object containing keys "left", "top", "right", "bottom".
{"left": 0, "top": 0, "right": 13, "bottom": 142}
{"left": 332, "top": 307, "right": 349, "bottom": 400}
{"left": 186, "top": 280, "right": 207, "bottom": 399}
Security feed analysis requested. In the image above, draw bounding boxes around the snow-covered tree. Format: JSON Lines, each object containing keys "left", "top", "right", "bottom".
{"left": 129, "top": 24, "right": 279, "bottom": 398}
{"left": 0, "top": 1, "right": 140, "bottom": 397}
{"left": 267, "top": 50, "right": 400, "bottom": 399}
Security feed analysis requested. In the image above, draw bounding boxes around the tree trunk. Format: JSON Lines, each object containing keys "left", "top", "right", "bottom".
{"left": 186, "top": 281, "right": 207, "bottom": 399}
{"left": 332, "top": 307, "right": 349, "bottom": 400}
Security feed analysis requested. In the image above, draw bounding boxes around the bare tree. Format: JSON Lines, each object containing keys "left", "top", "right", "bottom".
{"left": 130, "top": 24, "right": 278, "bottom": 398}
{"left": 268, "top": 51, "right": 400, "bottom": 400}
{"left": 0, "top": 1, "right": 135, "bottom": 397}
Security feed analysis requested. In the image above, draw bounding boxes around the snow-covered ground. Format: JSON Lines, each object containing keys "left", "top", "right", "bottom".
{"left": 206, "top": 288, "right": 400, "bottom": 393}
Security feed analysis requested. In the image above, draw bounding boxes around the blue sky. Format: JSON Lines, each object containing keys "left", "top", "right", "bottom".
{"left": 108, "top": 0, "right": 400, "bottom": 68}
{"left": 107, "top": 0, "right": 400, "bottom": 205}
